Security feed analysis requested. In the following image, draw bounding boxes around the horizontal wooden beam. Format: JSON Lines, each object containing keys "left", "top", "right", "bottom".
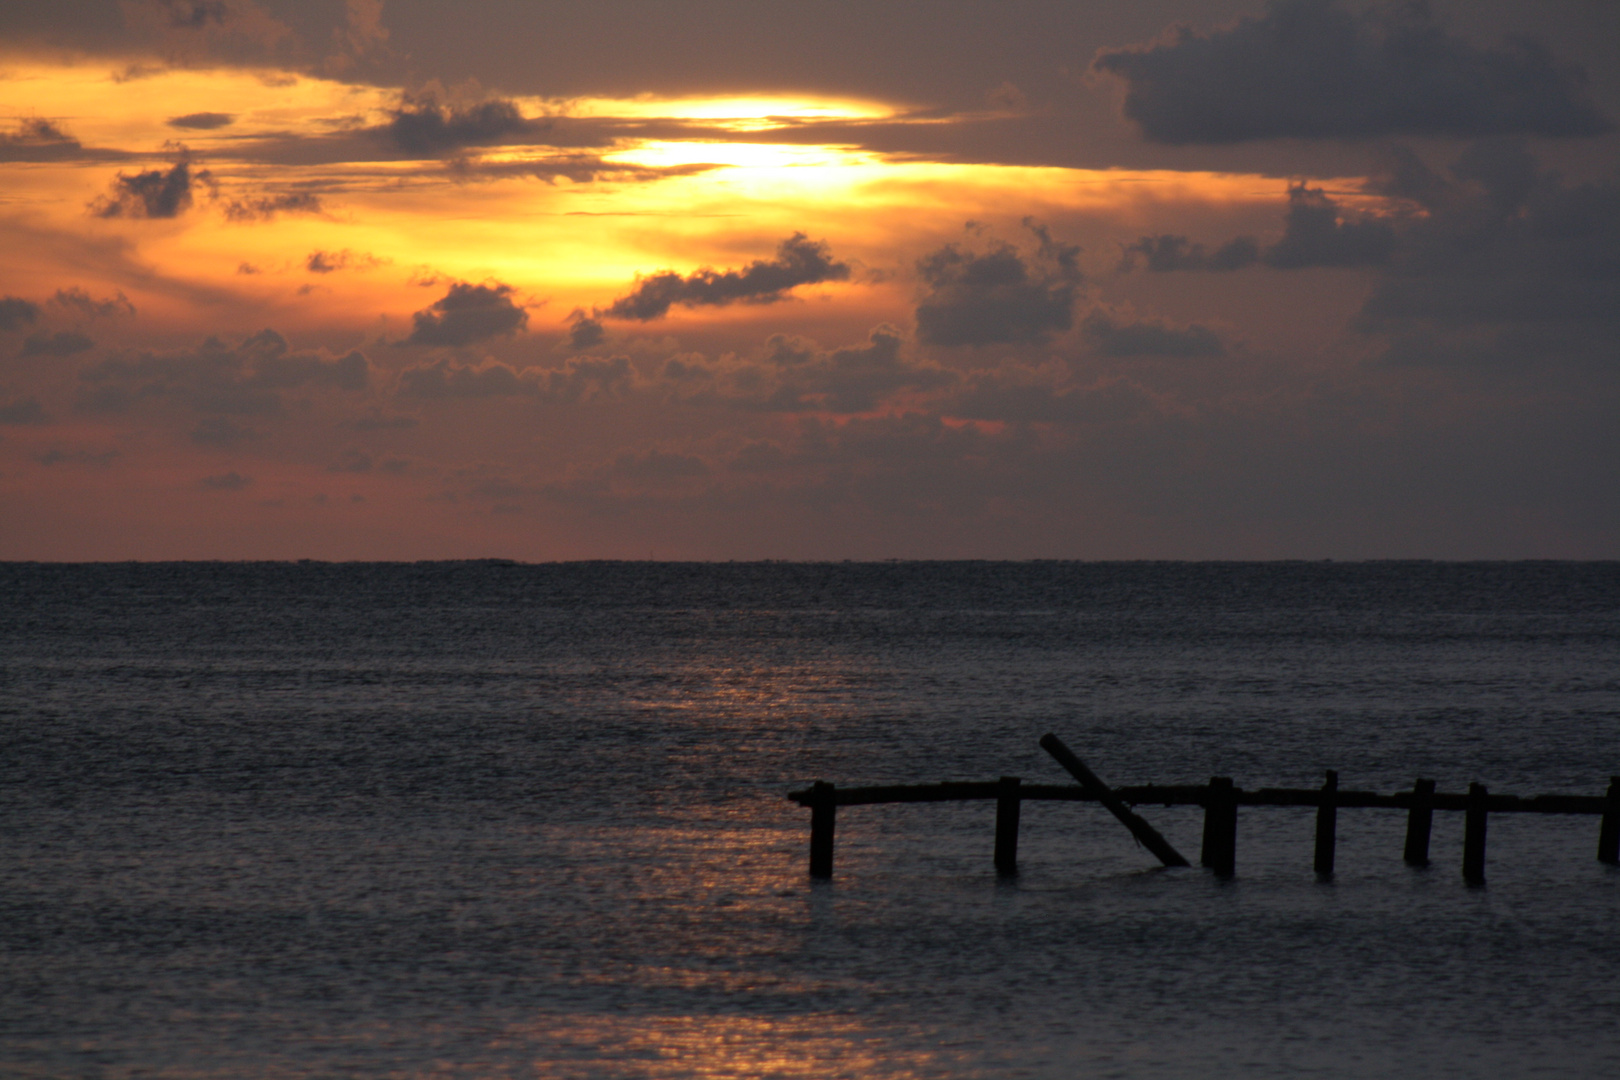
{"left": 787, "top": 781, "right": 1608, "bottom": 815}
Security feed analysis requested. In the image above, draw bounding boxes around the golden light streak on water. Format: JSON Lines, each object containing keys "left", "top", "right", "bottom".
{"left": 512, "top": 1013, "right": 968, "bottom": 1079}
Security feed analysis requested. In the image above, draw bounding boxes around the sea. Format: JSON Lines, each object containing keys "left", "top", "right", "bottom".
{"left": 2, "top": 560, "right": 1618, "bottom": 1079}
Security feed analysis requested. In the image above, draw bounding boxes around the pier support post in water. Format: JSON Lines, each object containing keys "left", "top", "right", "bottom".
{"left": 1314, "top": 770, "right": 1339, "bottom": 877}
{"left": 1600, "top": 777, "right": 1620, "bottom": 865}
{"left": 809, "top": 781, "right": 837, "bottom": 880}
{"left": 1404, "top": 778, "right": 1436, "bottom": 867}
{"left": 995, "top": 776, "right": 1022, "bottom": 877}
{"left": 1463, "top": 782, "right": 1488, "bottom": 885}
{"left": 1201, "top": 776, "right": 1238, "bottom": 877}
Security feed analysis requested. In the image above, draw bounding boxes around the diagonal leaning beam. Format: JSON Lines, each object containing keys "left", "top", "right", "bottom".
{"left": 1040, "top": 733, "right": 1191, "bottom": 868}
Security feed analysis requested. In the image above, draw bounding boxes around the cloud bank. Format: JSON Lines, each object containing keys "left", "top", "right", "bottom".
{"left": 1094, "top": 0, "right": 1611, "bottom": 143}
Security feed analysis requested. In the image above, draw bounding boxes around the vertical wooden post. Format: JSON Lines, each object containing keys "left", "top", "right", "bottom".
{"left": 994, "top": 775, "right": 1021, "bottom": 877}
{"left": 1599, "top": 776, "right": 1620, "bottom": 865}
{"left": 809, "top": 781, "right": 836, "bottom": 880}
{"left": 1403, "top": 778, "right": 1436, "bottom": 867}
{"left": 1201, "top": 776, "right": 1237, "bottom": 877}
{"left": 1314, "top": 770, "right": 1338, "bottom": 877}
{"left": 1463, "top": 782, "right": 1488, "bottom": 885}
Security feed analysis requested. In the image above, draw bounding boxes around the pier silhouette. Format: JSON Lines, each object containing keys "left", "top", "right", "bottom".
{"left": 789, "top": 734, "right": 1620, "bottom": 884}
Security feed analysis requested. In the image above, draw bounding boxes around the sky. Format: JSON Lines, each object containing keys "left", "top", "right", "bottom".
{"left": 1, "top": 0, "right": 1617, "bottom": 560}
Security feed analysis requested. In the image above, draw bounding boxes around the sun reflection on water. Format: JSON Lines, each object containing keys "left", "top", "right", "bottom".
{"left": 512, "top": 1012, "right": 969, "bottom": 1079}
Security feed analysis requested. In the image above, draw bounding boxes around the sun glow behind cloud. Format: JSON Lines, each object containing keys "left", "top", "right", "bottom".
{"left": 0, "top": 59, "right": 1292, "bottom": 332}
{"left": 2, "top": 49, "right": 1507, "bottom": 562}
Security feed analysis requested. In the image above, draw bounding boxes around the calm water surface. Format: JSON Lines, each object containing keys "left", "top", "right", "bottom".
{"left": 2, "top": 561, "right": 1618, "bottom": 1078}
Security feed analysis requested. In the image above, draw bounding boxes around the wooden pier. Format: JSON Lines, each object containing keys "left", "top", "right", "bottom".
{"left": 787, "top": 735, "right": 1620, "bottom": 884}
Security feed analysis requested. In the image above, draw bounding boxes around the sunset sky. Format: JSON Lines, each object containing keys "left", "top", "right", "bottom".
{"left": 2, "top": 0, "right": 1617, "bottom": 559}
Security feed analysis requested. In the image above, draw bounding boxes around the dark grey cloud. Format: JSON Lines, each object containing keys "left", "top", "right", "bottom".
{"left": 536, "top": 356, "right": 635, "bottom": 404}
{"left": 78, "top": 329, "right": 368, "bottom": 415}
{"left": 1119, "top": 184, "right": 1393, "bottom": 273}
{"left": 609, "top": 448, "right": 709, "bottom": 483}
{"left": 567, "top": 310, "right": 606, "bottom": 351}
{"left": 1263, "top": 183, "right": 1395, "bottom": 268}
{"left": 305, "top": 249, "right": 385, "bottom": 273}
{"left": 387, "top": 94, "right": 543, "bottom": 156}
{"left": 329, "top": 448, "right": 373, "bottom": 473}
{"left": 222, "top": 191, "right": 323, "bottom": 221}
{"left": 914, "top": 222, "right": 1082, "bottom": 347}
{"left": 396, "top": 355, "right": 632, "bottom": 402}
{"left": 50, "top": 287, "right": 135, "bottom": 320}
{"left": 1120, "top": 234, "right": 1258, "bottom": 272}
{"left": 0, "top": 118, "right": 87, "bottom": 163}
{"left": 632, "top": 327, "right": 954, "bottom": 416}
{"left": 0, "top": 398, "right": 47, "bottom": 425}
{"left": 945, "top": 372, "right": 1157, "bottom": 425}
{"left": 1, "top": 118, "right": 132, "bottom": 163}
{"left": 396, "top": 358, "right": 529, "bottom": 399}
{"left": 1093, "top": 0, "right": 1611, "bottom": 144}
{"left": 21, "top": 331, "right": 95, "bottom": 358}
{"left": 1366, "top": 143, "right": 1457, "bottom": 209}
{"left": 91, "top": 160, "right": 199, "bottom": 218}
{"left": 347, "top": 412, "right": 419, "bottom": 431}
{"left": 167, "top": 111, "right": 235, "bottom": 129}
{"left": 1334, "top": 141, "right": 1620, "bottom": 370}
{"left": 35, "top": 447, "right": 119, "bottom": 467}
{"left": 0, "top": 297, "right": 40, "bottom": 332}
{"left": 1450, "top": 137, "right": 1540, "bottom": 214}
{"left": 601, "top": 233, "right": 849, "bottom": 321}
{"left": 405, "top": 281, "right": 528, "bottom": 346}
{"left": 159, "top": 1, "right": 228, "bottom": 30}
{"left": 1081, "top": 311, "right": 1224, "bottom": 357}
{"left": 189, "top": 416, "right": 259, "bottom": 447}
{"left": 757, "top": 325, "right": 954, "bottom": 413}
{"left": 199, "top": 470, "right": 251, "bottom": 491}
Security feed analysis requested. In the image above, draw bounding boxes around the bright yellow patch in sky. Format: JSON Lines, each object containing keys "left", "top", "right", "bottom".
{"left": 0, "top": 59, "right": 1306, "bottom": 340}
{"left": 566, "top": 93, "right": 896, "bottom": 128}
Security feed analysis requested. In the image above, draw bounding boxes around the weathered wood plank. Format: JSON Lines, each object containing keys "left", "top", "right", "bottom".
{"left": 1404, "top": 778, "right": 1436, "bottom": 867}
{"left": 994, "top": 776, "right": 1021, "bottom": 877}
{"left": 1463, "top": 782, "right": 1489, "bottom": 885}
{"left": 1600, "top": 777, "right": 1620, "bottom": 865}
{"left": 1039, "top": 735, "right": 1190, "bottom": 868}
{"left": 809, "top": 781, "right": 836, "bottom": 880}
{"left": 1201, "top": 776, "right": 1238, "bottom": 877}
{"left": 1314, "top": 771, "right": 1338, "bottom": 877}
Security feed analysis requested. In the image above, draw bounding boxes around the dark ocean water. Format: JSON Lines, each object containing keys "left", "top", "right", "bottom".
{"left": 2, "top": 561, "right": 1618, "bottom": 1078}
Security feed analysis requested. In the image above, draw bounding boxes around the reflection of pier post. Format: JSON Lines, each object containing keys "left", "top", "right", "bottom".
{"left": 1463, "top": 782, "right": 1489, "bottom": 885}
{"left": 994, "top": 776, "right": 1021, "bottom": 877}
{"left": 809, "top": 781, "right": 836, "bottom": 879}
{"left": 1600, "top": 777, "right": 1620, "bottom": 865}
{"left": 1403, "top": 778, "right": 1436, "bottom": 867}
{"left": 1314, "top": 770, "right": 1338, "bottom": 878}
{"left": 1201, "top": 776, "right": 1237, "bottom": 878}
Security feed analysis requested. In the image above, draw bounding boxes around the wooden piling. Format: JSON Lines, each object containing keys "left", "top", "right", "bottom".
{"left": 1404, "top": 778, "right": 1436, "bottom": 867}
{"left": 1463, "top": 782, "right": 1488, "bottom": 885}
{"left": 995, "top": 776, "right": 1021, "bottom": 876}
{"left": 1201, "top": 776, "right": 1238, "bottom": 877}
{"left": 1039, "top": 734, "right": 1189, "bottom": 868}
{"left": 1600, "top": 777, "right": 1620, "bottom": 865}
{"left": 809, "top": 780, "right": 837, "bottom": 879}
{"left": 1314, "top": 770, "right": 1338, "bottom": 877}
